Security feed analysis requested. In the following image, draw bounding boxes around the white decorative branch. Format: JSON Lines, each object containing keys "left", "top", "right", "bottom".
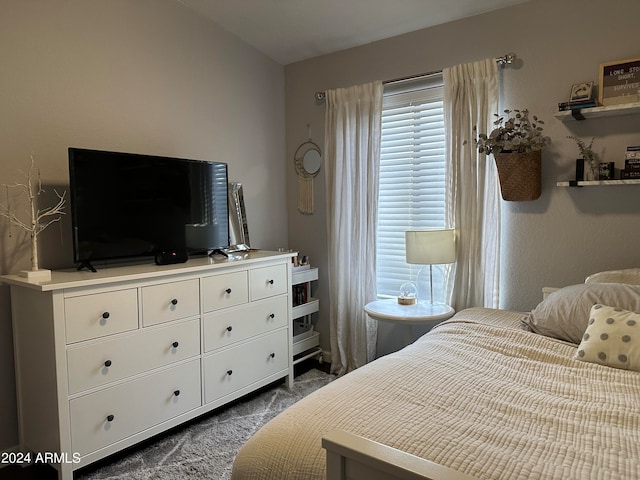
{"left": 0, "top": 155, "right": 66, "bottom": 272}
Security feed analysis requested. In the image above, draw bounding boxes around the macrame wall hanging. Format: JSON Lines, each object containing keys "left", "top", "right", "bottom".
{"left": 294, "top": 125, "right": 322, "bottom": 214}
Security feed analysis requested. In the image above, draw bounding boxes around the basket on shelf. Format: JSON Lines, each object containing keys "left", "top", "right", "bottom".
{"left": 493, "top": 150, "right": 542, "bottom": 201}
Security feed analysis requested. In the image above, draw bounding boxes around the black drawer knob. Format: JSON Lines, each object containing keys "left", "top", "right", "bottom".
{"left": 106, "top": 414, "right": 114, "bottom": 422}
{"left": 102, "top": 312, "right": 110, "bottom": 319}
{"left": 173, "top": 390, "right": 181, "bottom": 397}
{"left": 269, "top": 313, "right": 275, "bottom": 319}
{"left": 226, "top": 326, "right": 233, "bottom": 332}
{"left": 225, "top": 288, "right": 232, "bottom": 294}
{"left": 270, "top": 352, "right": 276, "bottom": 358}
{"left": 104, "top": 360, "right": 112, "bottom": 367}
{"left": 171, "top": 298, "right": 178, "bottom": 306}
{"left": 172, "top": 341, "right": 179, "bottom": 348}
{"left": 226, "top": 369, "right": 233, "bottom": 376}
{"left": 268, "top": 279, "right": 274, "bottom": 285}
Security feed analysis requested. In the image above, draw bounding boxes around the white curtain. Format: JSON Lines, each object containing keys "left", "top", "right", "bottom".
{"left": 443, "top": 59, "right": 500, "bottom": 309}
{"left": 324, "top": 81, "right": 383, "bottom": 375}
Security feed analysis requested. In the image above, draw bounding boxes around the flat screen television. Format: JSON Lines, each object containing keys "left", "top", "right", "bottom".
{"left": 68, "top": 148, "right": 229, "bottom": 270}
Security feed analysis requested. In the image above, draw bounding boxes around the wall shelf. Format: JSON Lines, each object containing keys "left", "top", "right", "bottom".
{"left": 557, "top": 179, "right": 640, "bottom": 187}
{"left": 555, "top": 101, "right": 640, "bottom": 121}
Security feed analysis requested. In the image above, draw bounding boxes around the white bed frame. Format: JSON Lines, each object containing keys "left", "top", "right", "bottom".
{"left": 322, "top": 430, "right": 476, "bottom": 480}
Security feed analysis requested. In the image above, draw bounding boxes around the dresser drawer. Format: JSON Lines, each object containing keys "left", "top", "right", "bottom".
{"left": 202, "top": 270, "right": 249, "bottom": 312}
{"left": 203, "top": 329, "right": 288, "bottom": 404}
{"left": 67, "top": 318, "right": 200, "bottom": 395}
{"left": 65, "top": 289, "right": 138, "bottom": 344}
{"left": 203, "top": 296, "right": 288, "bottom": 353}
{"left": 141, "top": 279, "right": 199, "bottom": 326}
{"left": 70, "top": 359, "right": 201, "bottom": 456}
{"left": 249, "top": 264, "right": 288, "bottom": 301}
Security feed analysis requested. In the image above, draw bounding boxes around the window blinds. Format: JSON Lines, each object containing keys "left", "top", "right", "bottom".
{"left": 376, "top": 81, "right": 446, "bottom": 298}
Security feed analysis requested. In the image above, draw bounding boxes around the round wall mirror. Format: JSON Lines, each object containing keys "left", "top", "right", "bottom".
{"left": 303, "top": 149, "right": 321, "bottom": 175}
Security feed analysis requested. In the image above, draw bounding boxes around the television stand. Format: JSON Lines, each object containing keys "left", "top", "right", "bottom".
{"left": 76, "top": 260, "right": 97, "bottom": 273}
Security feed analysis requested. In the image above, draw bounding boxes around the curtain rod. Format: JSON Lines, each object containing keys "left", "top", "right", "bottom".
{"left": 314, "top": 52, "right": 517, "bottom": 103}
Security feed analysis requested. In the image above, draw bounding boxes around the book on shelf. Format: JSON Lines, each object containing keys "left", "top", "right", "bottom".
{"left": 558, "top": 100, "right": 598, "bottom": 111}
{"left": 623, "top": 156, "right": 640, "bottom": 178}
{"left": 627, "top": 145, "right": 640, "bottom": 152}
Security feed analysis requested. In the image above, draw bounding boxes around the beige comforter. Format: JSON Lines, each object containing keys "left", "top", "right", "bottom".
{"left": 231, "top": 308, "right": 640, "bottom": 480}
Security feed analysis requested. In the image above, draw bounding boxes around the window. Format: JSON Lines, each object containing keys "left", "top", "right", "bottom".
{"left": 376, "top": 76, "right": 447, "bottom": 299}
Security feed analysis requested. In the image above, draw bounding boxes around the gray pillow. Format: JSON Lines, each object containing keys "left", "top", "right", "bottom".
{"left": 522, "top": 283, "right": 640, "bottom": 344}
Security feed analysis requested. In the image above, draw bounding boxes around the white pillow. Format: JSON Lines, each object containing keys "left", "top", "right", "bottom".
{"left": 585, "top": 268, "right": 640, "bottom": 285}
{"left": 576, "top": 304, "right": 640, "bottom": 371}
{"left": 523, "top": 283, "right": 640, "bottom": 344}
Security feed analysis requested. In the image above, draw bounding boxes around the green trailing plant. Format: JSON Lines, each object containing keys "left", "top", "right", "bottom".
{"left": 472, "top": 109, "right": 551, "bottom": 155}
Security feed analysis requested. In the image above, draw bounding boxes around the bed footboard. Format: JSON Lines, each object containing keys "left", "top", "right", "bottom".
{"left": 322, "top": 430, "right": 475, "bottom": 480}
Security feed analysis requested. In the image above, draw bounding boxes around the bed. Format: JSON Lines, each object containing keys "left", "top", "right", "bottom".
{"left": 231, "top": 271, "right": 640, "bottom": 480}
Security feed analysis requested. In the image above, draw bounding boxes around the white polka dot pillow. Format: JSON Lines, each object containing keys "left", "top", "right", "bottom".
{"left": 576, "top": 304, "right": 640, "bottom": 371}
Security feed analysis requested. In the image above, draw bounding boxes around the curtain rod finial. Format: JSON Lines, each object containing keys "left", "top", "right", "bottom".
{"left": 497, "top": 52, "right": 517, "bottom": 67}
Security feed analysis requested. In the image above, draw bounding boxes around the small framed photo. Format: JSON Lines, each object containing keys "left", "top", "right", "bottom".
{"left": 570, "top": 82, "right": 594, "bottom": 102}
{"left": 598, "top": 162, "right": 615, "bottom": 180}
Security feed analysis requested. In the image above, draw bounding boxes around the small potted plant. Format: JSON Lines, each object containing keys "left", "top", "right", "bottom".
{"left": 472, "top": 109, "right": 551, "bottom": 201}
{"left": 567, "top": 136, "right": 597, "bottom": 181}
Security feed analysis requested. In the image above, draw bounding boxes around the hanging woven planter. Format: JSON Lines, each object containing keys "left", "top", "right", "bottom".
{"left": 493, "top": 150, "right": 542, "bottom": 201}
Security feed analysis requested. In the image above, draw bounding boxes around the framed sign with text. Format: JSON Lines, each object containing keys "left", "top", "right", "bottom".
{"left": 599, "top": 57, "right": 640, "bottom": 106}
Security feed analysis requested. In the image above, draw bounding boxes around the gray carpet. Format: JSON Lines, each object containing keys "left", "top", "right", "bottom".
{"left": 76, "top": 368, "right": 334, "bottom": 480}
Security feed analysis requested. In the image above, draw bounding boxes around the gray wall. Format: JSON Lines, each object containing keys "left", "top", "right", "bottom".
{"left": 284, "top": 0, "right": 640, "bottom": 356}
{"left": 0, "top": 1, "right": 286, "bottom": 450}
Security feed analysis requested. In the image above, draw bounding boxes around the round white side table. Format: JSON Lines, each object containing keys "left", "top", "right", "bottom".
{"left": 364, "top": 299, "right": 455, "bottom": 346}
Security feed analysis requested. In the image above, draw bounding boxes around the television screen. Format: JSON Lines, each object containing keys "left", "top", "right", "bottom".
{"left": 69, "top": 148, "right": 229, "bottom": 267}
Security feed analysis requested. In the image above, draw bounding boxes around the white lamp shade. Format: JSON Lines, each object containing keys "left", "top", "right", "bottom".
{"left": 405, "top": 229, "right": 456, "bottom": 265}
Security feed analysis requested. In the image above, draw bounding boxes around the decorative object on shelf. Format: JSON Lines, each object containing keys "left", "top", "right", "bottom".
{"left": 568, "top": 136, "right": 598, "bottom": 181}
{"left": 570, "top": 81, "right": 595, "bottom": 102}
{"left": 405, "top": 229, "right": 456, "bottom": 305}
{"left": 294, "top": 124, "right": 322, "bottom": 215}
{"left": 599, "top": 162, "right": 615, "bottom": 180}
{"left": 599, "top": 57, "right": 640, "bottom": 106}
{"left": 0, "top": 155, "right": 66, "bottom": 281}
{"left": 398, "top": 282, "right": 417, "bottom": 305}
{"left": 559, "top": 83, "right": 597, "bottom": 119}
{"left": 471, "top": 109, "right": 550, "bottom": 201}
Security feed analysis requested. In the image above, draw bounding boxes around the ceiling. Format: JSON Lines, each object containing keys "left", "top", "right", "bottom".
{"left": 176, "top": 0, "right": 528, "bottom": 65}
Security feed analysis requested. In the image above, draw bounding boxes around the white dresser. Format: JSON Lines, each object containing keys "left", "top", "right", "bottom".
{"left": 2, "top": 251, "right": 294, "bottom": 480}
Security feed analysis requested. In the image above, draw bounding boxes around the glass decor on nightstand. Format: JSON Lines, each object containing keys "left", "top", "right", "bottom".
{"left": 398, "top": 282, "right": 417, "bottom": 305}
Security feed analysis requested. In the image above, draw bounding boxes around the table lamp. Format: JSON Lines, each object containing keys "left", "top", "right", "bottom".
{"left": 405, "top": 229, "right": 456, "bottom": 304}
